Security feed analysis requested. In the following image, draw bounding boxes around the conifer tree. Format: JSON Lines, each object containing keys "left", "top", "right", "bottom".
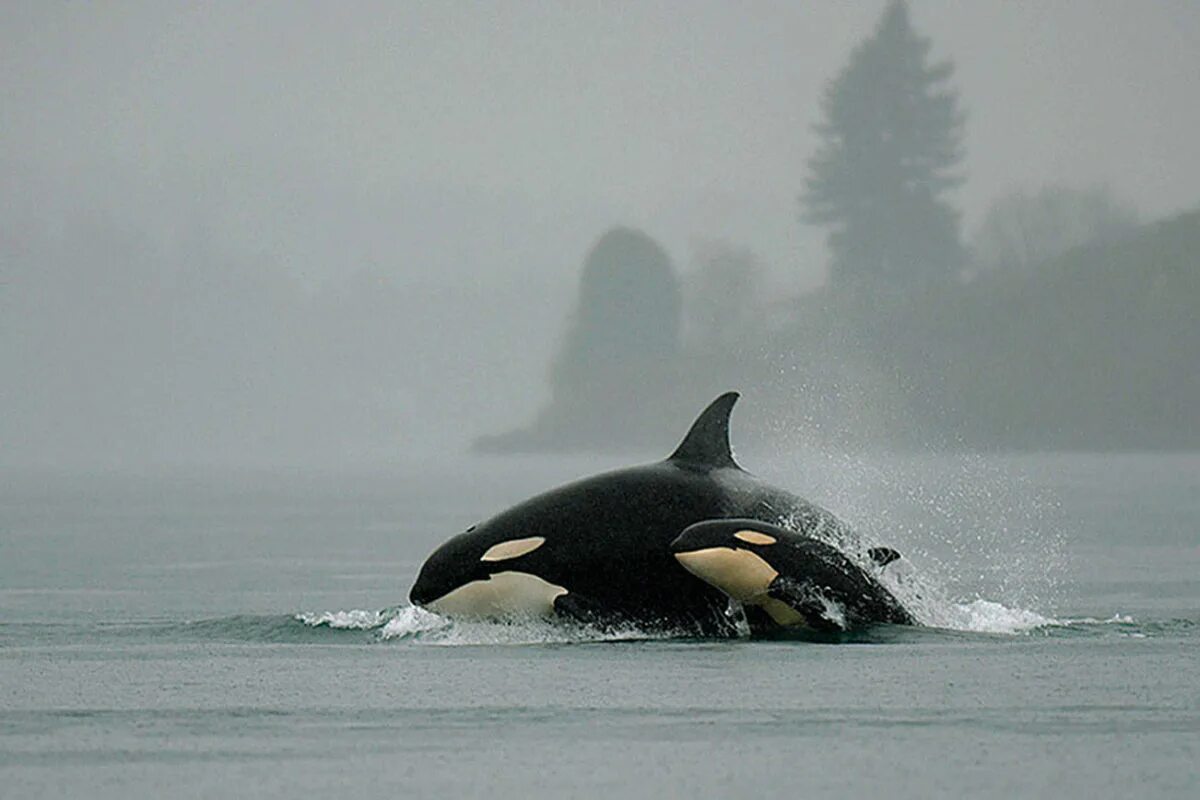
{"left": 803, "top": 0, "right": 966, "bottom": 290}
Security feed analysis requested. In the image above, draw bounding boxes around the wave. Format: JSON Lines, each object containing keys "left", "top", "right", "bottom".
{"left": 3, "top": 606, "right": 1186, "bottom": 649}
{"left": 369, "top": 605, "right": 658, "bottom": 646}
{"left": 288, "top": 602, "right": 1190, "bottom": 645}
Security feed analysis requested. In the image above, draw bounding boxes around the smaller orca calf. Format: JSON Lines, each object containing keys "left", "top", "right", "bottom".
{"left": 671, "top": 519, "right": 915, "bottom": 632}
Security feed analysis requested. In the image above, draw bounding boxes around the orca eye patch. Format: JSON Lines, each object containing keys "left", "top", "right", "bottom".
{"left": 734, "top": 530, "right": 777, "bottom": 546}
{"left": 480, "top": 536, "right": 546, "bottom": 562}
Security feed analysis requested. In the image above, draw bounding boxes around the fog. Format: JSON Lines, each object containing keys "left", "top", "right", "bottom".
{"left": 4, "top": 1, "right": 1198, "bottom": 469}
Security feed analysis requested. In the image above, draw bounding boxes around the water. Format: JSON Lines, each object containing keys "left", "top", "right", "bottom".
{"left": 2, "top": 453, "right": 1198, "bottom": 798}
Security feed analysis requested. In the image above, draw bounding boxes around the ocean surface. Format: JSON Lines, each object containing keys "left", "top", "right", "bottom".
{"left": 2, "top": 452, "right": 1197, "bottom": 798}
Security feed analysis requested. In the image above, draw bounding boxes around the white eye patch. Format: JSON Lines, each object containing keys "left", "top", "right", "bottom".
{"left": 734, "top": 530, "right": 777, "bottom": 545}
{"left": 480, "top": 536, "right": 546, "bottom": 562}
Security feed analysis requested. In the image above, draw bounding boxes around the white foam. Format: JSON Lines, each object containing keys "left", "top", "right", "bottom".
{"left": 378, "top": 604, "right": 454, "bottom": 640}
{"left": 913, "top": 600, "right": 1140, "bottom": 636}
{"left": 299, "top": 600, "right": 1133, "bottom": 642}
{"left": 816, "top": 595, "right": 848, "bottom": 629}
{"left": 376, "top": 604, "right": 654, "bottom": 646}
{"left": 296, "top": 609, "right": 392, "bottom": 629}
{"left": 295, "top": 604, "right": 656, "bottom": 645}
{"left": 1060, "top": 613, "right": 1135, "bottom": 625}
{"left": 935, "top": 599, "right": 1058, "bottom": 634}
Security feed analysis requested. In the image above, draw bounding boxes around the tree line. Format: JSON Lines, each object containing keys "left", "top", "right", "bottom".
{"left": 483, "top": 1, "right": 1195, "bottom": 453}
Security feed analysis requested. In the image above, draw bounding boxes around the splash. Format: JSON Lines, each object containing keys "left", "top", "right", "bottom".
{"left": 861, "top": 553, "right": 1059, "bottom": 634}
{"left": 755, "top": 448, "right": 1084, "bottom": 634}
{"left": 296, "top": 605, "right": 664, "bottom": 646}
{"left": 293, "top": 598, "right": 1112, "bottom": 642}
{"left": 934, "top": 599, "right": 1057, "bottom": 633}
{"left": 295, "top": 609, "right": 395, "bottom": 630}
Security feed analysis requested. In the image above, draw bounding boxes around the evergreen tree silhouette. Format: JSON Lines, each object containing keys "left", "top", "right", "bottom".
{"left": 803, "top": 0, "right": 966, "bottom": 291}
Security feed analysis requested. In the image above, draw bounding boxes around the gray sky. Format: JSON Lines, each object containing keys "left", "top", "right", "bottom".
{"left": 6, "top": 1, "right": 1198, "bottom": 289}
{"left": 4, "top": 1, "right": 1199, "bottom": 465}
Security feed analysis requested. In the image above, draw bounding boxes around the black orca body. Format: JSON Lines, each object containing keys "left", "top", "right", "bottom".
{"left": 672, "top": 519, "right": 915, "bottom": 631}
{"left": 409, "top": 392, "right": 854, "bottom": 636}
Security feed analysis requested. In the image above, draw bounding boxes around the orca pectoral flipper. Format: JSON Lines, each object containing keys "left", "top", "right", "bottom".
{"left": 766, "top": 576, "right": 845, "bottom": 632}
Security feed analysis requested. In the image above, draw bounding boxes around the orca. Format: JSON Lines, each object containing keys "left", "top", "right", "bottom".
{"left": 671, "top": 518, "right": 915, "bottom": 631}
{"left": 409, "top": 392, "right": 874, "bottom": 635}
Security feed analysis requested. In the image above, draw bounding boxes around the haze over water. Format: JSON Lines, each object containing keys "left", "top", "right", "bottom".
{"left": 4, "top": 1, "right": 1199, "bottom": 463}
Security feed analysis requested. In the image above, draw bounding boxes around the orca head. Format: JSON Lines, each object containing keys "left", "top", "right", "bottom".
{"left": 409, "top": 519, "right": 566, "bottom": 618}
{"left": 670, "top": 519, "right": 785, "bottom": 603}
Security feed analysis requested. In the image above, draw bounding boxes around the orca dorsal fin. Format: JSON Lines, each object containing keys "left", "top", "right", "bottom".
{"left": 668, "top": 392, "right": 741, "bottom": 469}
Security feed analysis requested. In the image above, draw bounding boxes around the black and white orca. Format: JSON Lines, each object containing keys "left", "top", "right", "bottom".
{"left": 671, "top": 518, "right": 914, "bottom": 631}
{"left": 409, "top": 392, "right": 909, "bottom": 635}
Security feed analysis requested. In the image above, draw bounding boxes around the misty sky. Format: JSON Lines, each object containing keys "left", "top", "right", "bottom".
{"left": 4, "top": 1, "right": 1199, "bottom": 465}
{"left": 6, "top": 1, "right": 1198, "bottom": 290}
